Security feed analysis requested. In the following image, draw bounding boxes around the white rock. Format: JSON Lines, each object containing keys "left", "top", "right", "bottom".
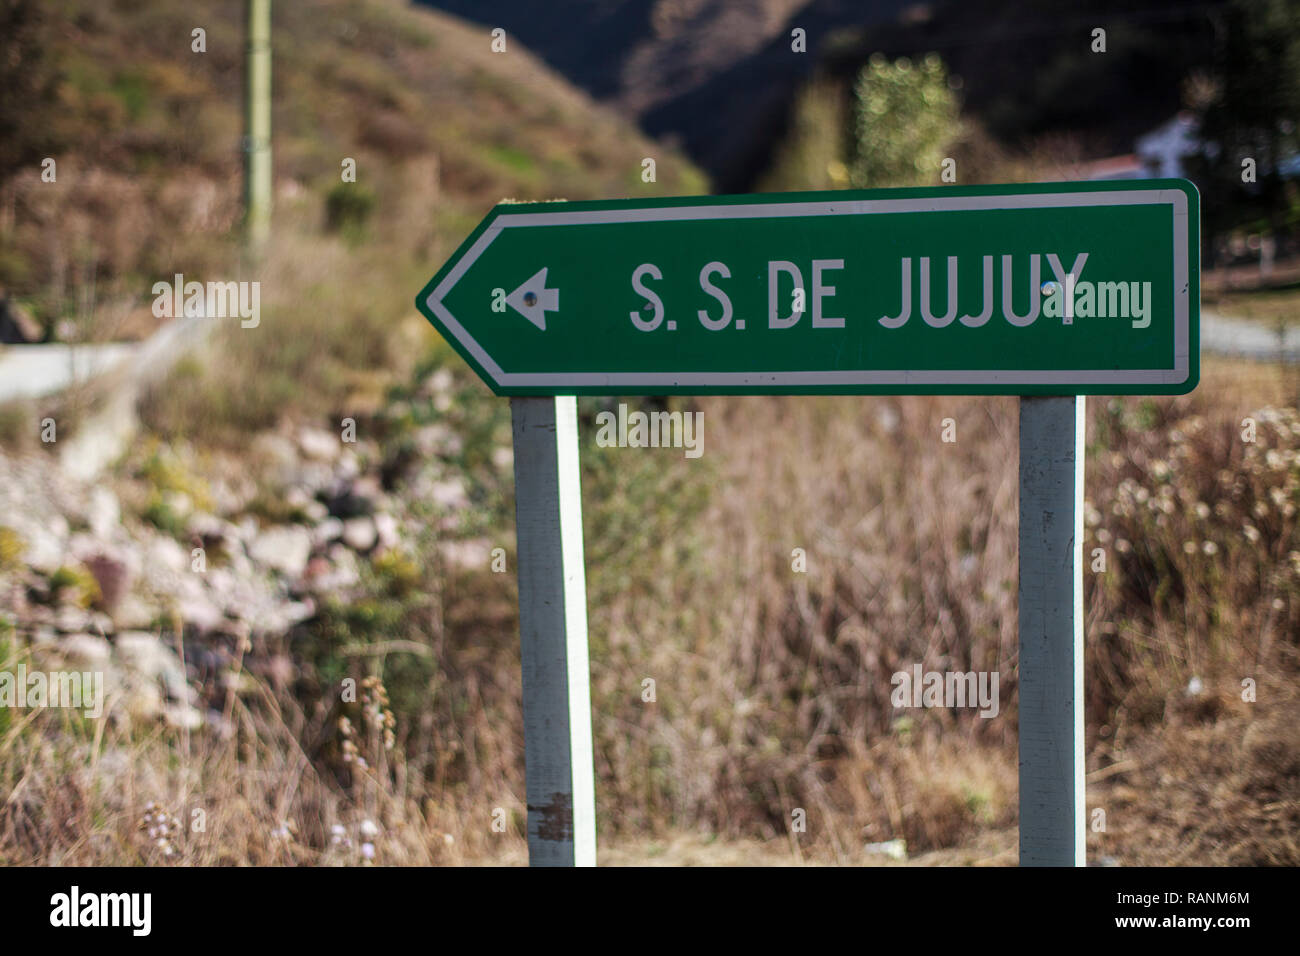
{"left": 312, "top": 517, "right": 344, "bottom": 547}
{"left": 336, "top": 451, "right": 361, "bottom": 481}
{"left": 111, "top": 593, "right": 157, "bottom": 631}
{"left": 114, "top": 631, "right": 193, "bottom": 704}
{"left": 252, "top": 432, "right": 299, "bottom": 472}
{"left": 177, "top": 594, "right": 226, "bottom": 634}
{"left": 864, "top": 839, "right": 908, "bottom": 861}
{"left": 54, "top": 605, "right": 91, "bottom": 633}
{"left": 373, "top": 512, "right": 400, "bottom": 550}
{"left": 415, "top": 424, "right": 461, "bottom": 457}
{"left": 342, "top": 517, "right": 377, "bottom": 552}
{"left": 22, "top": 522, "right": 66, "bottom": 574}
{"left": 285, "top": 485, "right": 313, "bottom": 510}
{"left": 297, "top": 427, "right": 341, "bottom": 462}
{"left": 59, "top": 633, "right": 113, "bottom": 666}
{"left": 162, "top": 489, "right": 193, "bottom": 520}
{"left": 430, "top": 478, "right": 469, "bottom": 511}
{"left": 144, "top": 536, "right": 187, "bottom": 575}
{"left": 426, "top": 368, "right": 454, "bottom": 396}
{"left": 440, "top": 538, "right": 491, "bottom": 570}
{"left": 248, "top": 526, "right": 312, "bottom": 578}
{"left": 86, "top": 486, "right": 121, "bottom": 539}
{"left": 186, "top": 511, "right": 231, "bottom": 542}
{"left": 263, "top": 598, "right": 316, "bottom": 633}
{"left": 308, "top": 547, "right": 361, "bottom": 592}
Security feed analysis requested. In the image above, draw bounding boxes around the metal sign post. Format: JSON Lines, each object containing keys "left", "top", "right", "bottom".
{"left": 1017, "top": 395, "right": 1086, "bottom": 866}
{"left": 510, "top": 395, "right": 596, "bottom": 866}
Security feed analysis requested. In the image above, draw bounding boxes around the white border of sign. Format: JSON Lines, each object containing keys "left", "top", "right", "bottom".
{"left": 425, "top": 188, "right": 1191, "bottom": 389}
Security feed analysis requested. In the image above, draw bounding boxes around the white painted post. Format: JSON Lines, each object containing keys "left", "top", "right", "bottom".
{"left": 1017, "top": 395, "right": 1086, "bottom": 866}
{"left": 510, "top": 395, "right": 597, "bottom": 866}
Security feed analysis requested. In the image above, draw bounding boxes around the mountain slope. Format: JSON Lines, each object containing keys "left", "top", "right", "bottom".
{"left": 417, "top": 0, "right": 914, "bottom": 189}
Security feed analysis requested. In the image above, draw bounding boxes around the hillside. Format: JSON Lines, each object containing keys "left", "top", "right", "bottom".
{"left": 0, "top": 0, "right": 706, "bottom": 353}
{"left": 418, "top": 0, "right": 1227, "bottom": 191}
{"left": 418, "top": 0, "right": 914, "bottom": 190}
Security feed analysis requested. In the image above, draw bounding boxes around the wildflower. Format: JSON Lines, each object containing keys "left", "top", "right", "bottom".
{"left": 1202, "top": 541, "right": 1218, "bottom": 556}
{"left": 361, "top": 843, "right": 376, "bottom": 861}
{"left": 359, "top": 819, "right": 379, "bottom": 839}
{"left": 1183, "top": 541, "right": 1197, "bottom": 555}
{"left": 1194, "top": 502, "right": 1210, "bottom": 519}
{"left": 1244, "top": 524, "right": 1260, "bottom": 543}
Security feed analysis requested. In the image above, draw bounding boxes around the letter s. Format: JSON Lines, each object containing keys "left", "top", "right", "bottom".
{"left": 697, "top": 261, "right": 732, "bottom": 331}
{"left": 630, "top": 263, "right": 664, "bottom": 331}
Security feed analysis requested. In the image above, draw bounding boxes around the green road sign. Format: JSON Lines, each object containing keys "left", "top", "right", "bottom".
{"left": 416, "top": 179, "right": 1199, "bottom": 396}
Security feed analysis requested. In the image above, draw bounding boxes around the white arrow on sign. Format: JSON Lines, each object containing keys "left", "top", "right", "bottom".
{"left": 505, "top": 267, "right": 560, "bottom": 331}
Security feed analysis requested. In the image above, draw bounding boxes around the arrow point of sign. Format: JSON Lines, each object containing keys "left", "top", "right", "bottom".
{"left": 506, "top": 267, "right": 560, "bottom": 331}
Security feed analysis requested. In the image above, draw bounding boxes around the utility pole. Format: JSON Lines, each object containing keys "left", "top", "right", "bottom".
{"left": 244, "top": 0, "right": 272, "bottom": 250}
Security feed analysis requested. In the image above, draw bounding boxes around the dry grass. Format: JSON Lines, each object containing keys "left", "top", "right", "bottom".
{"left": 1088, "top": 675, "right": 1300, "bottom": 865}
{"left": 5, "top": 354, "right": 1298, "bottom": 865}
{"left": 0, "top": 633, "right": 527, "bottom": 865}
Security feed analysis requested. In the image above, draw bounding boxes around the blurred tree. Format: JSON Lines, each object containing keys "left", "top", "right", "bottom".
{"left": 757, "top": 78, "right": 849, "bottom": 193}
{"left": 0, "top": 0, "right": 63, "bottom": 188}
{"left": 1189, "top": 0, "right": 1300, "bottom": 242}
{"left": 850, "top": 53, "right": 960, "bottom": 189}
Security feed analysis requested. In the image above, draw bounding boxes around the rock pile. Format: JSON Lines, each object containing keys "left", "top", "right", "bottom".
{"left": 0, "top": 407, "right": 497, "bottom": 729}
